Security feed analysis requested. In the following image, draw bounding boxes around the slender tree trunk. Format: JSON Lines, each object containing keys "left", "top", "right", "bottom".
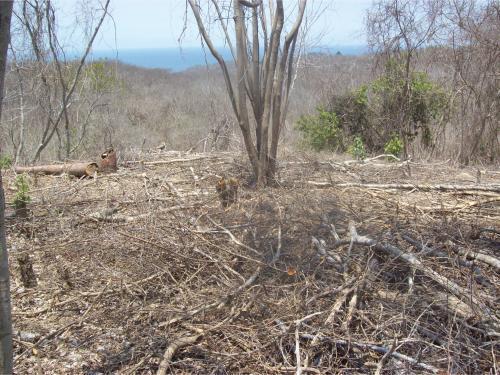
{"left": 0, "top": 2, "right": 14, "bottom": 372}
{"left": 258, "top": 2, "right": 284, "bottom": 186}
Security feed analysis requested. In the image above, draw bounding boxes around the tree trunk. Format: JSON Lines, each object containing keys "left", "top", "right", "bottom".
{"left": 0, "top": 1, "right": 14, "bottom": 372}
{"left": 188, "top": 0, "right": 307, "bottom": 186}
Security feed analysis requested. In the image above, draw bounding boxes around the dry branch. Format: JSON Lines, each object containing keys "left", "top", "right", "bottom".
{"left": 453, "top": 247, "right": 500, "bottom": 270}
{"left": 307, "top": 181, "right": 500, "bottom": 193}
{"left": 156, "top": 333, "right": 203, "bottom": 375}
{"left": 160, "top": 225, "right": 282, "bottom": 328}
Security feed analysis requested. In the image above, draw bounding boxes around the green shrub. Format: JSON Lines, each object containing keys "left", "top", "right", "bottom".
{"left": 298, "top": 59, "right": 448, "bottom": 155}
{"left": 0, "top": 154, "right": 12, "bottom": 169}
{"left": 328, "top": 85, "right": 372, "bottom": 147}
{"left": 14, "top": 174, "right": 31, "bottom": 209}
{"left": 296, "top": 107, "right": 343, "bottom": 151}
{"left": 384, "top": 135, "right": 404, "bottom": 159}
{"left": 348, "top": 136, "right": 366, "bottom": 160}
{"left": 371, "top": 60, "right": 448, "bottom": 148}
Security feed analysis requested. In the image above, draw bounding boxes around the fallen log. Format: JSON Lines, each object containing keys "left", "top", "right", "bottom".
{"left": 15, "top": 162, "right": 98, "bottom": 178}
{"left": 14, "top": 148, "right": 117, "bottom": 177}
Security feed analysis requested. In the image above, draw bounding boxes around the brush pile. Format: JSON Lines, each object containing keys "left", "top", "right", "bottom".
{"left": 6, "top": 150, "right": 499, "bottom": 374}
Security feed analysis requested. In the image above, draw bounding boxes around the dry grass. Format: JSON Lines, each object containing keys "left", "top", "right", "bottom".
{"left": 5, "top": 150, "right": 499, "bottom": 374}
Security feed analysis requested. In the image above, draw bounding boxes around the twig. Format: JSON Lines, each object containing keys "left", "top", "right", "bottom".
{"left": 453, "top": 247, "right": 500, "bottom": 270}
{"left": 208, "top": 217, "right": 262, "bottom": 256}
{"left": 324, "top": 284, "right": 356, "bottom": 326}
{"left": 294, "top": 312, "right": 324, "bottom": 375}
{"left": 301, "top": 334, "right": 440, "bottom": 374}
{"left": 375, "top": 337, "right": 398, "bottom": 375}
{"left": 311, "top": 236, "right": 342, "bottom": 271}
{"left": 156, "top": 334, "right": 203, "bottom": 375}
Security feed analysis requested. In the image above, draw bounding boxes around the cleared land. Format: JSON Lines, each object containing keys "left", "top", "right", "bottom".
{"left": 6, "top": 150, "right": 500, "bottom": 374}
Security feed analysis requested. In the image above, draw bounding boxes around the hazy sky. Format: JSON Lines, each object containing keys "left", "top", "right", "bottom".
{"left": 61, "top": 0, "right": 373, "bottom": 51}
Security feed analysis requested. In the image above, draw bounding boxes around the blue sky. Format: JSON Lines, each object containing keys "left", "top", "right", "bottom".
{"left": 59, "top": 0, "right": 373, "bottom": 51}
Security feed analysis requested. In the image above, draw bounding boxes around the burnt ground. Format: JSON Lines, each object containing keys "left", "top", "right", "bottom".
{"left": 4, "top": 150, "right": 500, "bottom": 374}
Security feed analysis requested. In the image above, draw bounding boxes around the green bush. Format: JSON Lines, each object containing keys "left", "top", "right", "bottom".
{"left": 0, "top": 154, "right": 12, "bottom": 169}
{"left": 296, "top": 107, "right": 343, "bottom": 151}
{"left": 371, "top": 60, "right": 448, "bottom": 148}
{"left": 348, "top": 136, "right": 366, "bottom": 160}
{"left": 328, "top": 85, "right": 372, "bottom": 147}
{"left": 384, "top": 135, "right": 404, "bottom": 159}
{"left": 297, "top": 59, "right": 448, "bottom": 155}
{"left": 14, "top": 174, "right": 31, "bottom": 209}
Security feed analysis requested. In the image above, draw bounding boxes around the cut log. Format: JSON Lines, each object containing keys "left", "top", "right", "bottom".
{"left": 15, "top": 162, "right": 98, "bottom": 178}
{"left": 14, "top": 148, "right": 117, "bottom": 177}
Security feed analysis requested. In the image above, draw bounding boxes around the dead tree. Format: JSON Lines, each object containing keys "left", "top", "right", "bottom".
{"left": 0, "top": 2, "right": 14, "bottom": 372}
{"left": 188, "top": 0, "right": 307, "bottom": 186}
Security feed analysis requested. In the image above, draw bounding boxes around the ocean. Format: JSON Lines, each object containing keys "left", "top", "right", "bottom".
{"left": 89, "top": 45, "right": 367, "bottom": 72}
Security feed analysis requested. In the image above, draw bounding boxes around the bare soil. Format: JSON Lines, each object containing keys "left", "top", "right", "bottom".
{"left": 5, "top": 150, "right": 500, "bottom": 374}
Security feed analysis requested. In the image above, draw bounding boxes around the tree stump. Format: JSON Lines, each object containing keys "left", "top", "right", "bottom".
{"left": 17, "top": 254, "right": 37, "bottom": 288}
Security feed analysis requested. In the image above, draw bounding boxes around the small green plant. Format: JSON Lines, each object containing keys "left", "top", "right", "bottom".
{"left": 348, "top": 136, "right": 366, "bottom": 160}
{"left": 296, "top": 107, "right": 343, "bottom": 151}
{"left": 384, "top": 135, "right": 404, "bottom": 159}
{"left": 14, "top": 174, "right": 31, "bottom": 209}
{"left": 0, "top": 154, "right": 12, "bottom": 169}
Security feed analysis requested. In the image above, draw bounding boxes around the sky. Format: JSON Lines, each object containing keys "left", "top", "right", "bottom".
{"left": 58, "top": 0, "right": 373, "bottom": 51}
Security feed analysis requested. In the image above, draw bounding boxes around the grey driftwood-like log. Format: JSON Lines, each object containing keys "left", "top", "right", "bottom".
{"left": 307, "top": 181, "right": 500, "bottom": 193}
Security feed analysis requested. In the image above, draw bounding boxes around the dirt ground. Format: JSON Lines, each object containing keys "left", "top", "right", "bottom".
{"left": 5, "top": 150, "right": 500, "bottom": 374}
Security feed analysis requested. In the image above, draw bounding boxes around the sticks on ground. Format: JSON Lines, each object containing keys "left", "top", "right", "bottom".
{"left": 332, "top": 222, "right": 499, "bottom": 333}
{"left": 156, "top": 333, "right": 203, "bottom": 375}
{"left": 307, "top": 181, "right": 500, "bottom": 193}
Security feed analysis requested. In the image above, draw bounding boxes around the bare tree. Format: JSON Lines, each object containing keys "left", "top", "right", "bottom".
{"left": 442, "top": 0, "right": 499, "bottom": 163}
{"left": 0, "top": 1, "right": 14, "bottom": 372}
{"left": 188, "top": 0, "right": 307, "bottom": 186}
{"left": 12, "top": 0, "right": 110, "bottom": 162}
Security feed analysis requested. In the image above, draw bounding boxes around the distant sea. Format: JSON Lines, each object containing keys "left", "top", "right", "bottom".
{"left": 89, "top": 45, "right": 368, "bottom": 72}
